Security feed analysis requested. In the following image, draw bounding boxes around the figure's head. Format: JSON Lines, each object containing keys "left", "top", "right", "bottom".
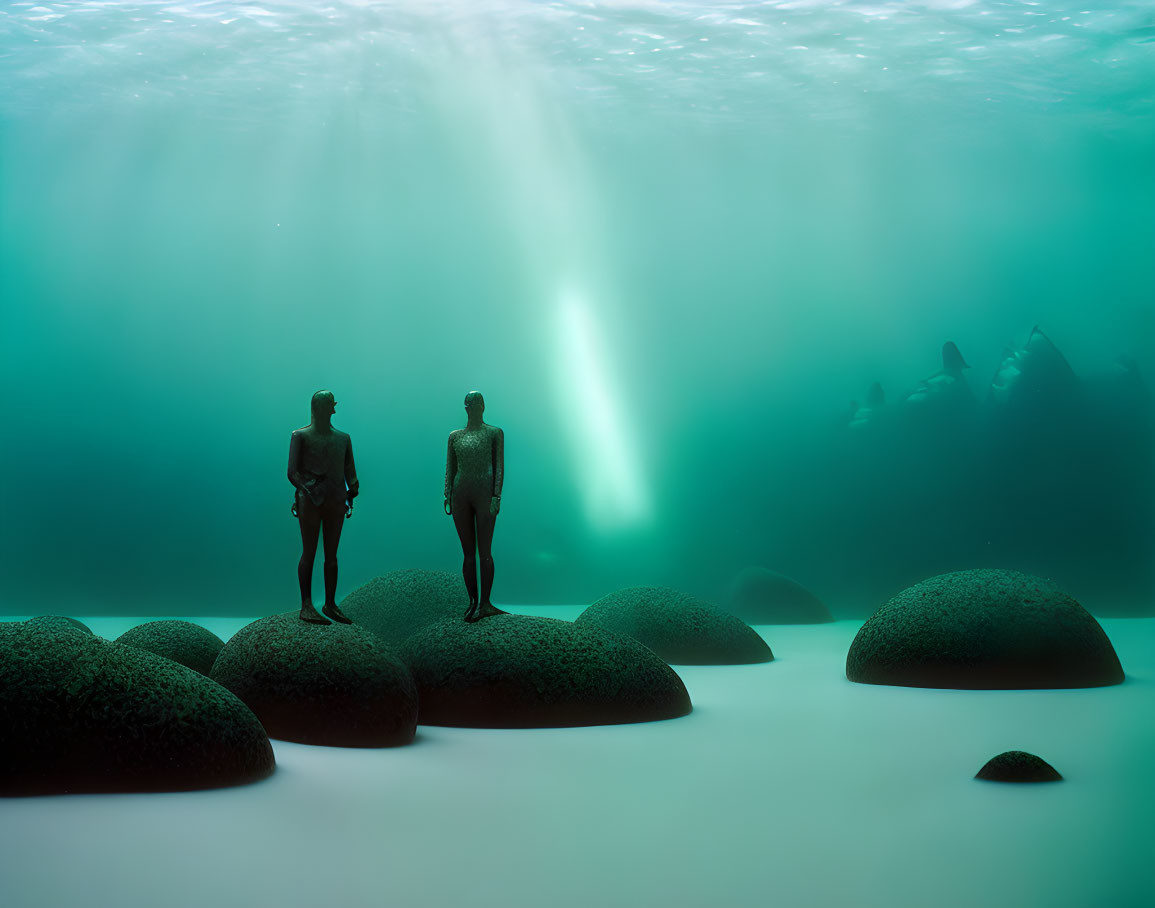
{"left": 464, "top": 391, "right": 485, "bottom": 418}
{"left": 311, "top": 390, "right": 336, "bottom": 419}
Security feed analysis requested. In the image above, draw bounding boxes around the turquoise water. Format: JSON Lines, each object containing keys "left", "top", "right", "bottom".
{"left": 1, "top": 1, "right": 1152, "bottom": 614}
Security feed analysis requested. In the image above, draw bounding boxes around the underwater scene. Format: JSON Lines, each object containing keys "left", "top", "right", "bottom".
{"left": 1, "top": 2, "right": 1153, "bottom": 907}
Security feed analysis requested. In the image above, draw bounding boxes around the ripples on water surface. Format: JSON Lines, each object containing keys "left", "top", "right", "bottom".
{"left": 2, "top": 1, "right": 1153, "bottom": 128}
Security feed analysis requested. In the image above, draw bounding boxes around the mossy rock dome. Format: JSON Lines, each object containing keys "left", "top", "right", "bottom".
{"left": 26, "top": 615, "right": 94, "bottom": 635}
{"left": 575, "top": 586, "right": 773, "bottom": 665}
{"left": 976, "top": 751, "right": 1062, "bottom": 783}
{"left": 846, "top": 569, "right": 1124, "bottom": 689}
{"left": 116, "top": 620, "right": 224, "bottom": 675}
{"left": 398, "top": 614, "right": 692, "bottom": 728}
{"left": 211, "top": 613, "right": 418, "bottom": 747}
{"left": 338, "top": 568, "right": 472, "bottom": 644}
{"left": 1, "top": 622, "right": 274, "bottom": 795}
{"left": 726, "top": 568, "right": 833, "bottom": 624}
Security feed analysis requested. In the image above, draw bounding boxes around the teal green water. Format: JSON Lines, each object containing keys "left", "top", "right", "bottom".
{"left": 1, "top": 1, "right": 1152, "bottom": 614}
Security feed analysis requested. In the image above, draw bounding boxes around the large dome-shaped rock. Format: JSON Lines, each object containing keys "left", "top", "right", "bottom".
{"left": 338, "top": 568, "right": 473, "bottom": 644}
{"left": 1, "top": 622, "right": 274, "bottom": 795}
{"left": 846, "top": 569, "right": 1124, "bottom": 689}
{"left": 211, "top": 613, "right": 417, "bottom": 747}
{"left": 976, "top": 751, "right": 1063, "bottom": 783}
{"left": 575, "top": 587, "right": 773, "bottom": 665}
{"left": 726, "top": 568, "right": 833, "bottom": 624}
{"left": 116, "top": 620, "right": 224, "bottom": 675}
{"left": 398, "top": 614, "right": 692, "bottom": 728}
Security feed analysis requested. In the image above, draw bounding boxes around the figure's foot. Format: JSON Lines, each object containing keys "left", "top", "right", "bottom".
{"left": 476, "top": 602, "right": 504, "bottom": 620}
{"left": 322, "top": 603, "right": 352, "bottom": 625}
{"left": 299, "top": 605, "right": 331, "bottom": 625}
{"left": 463, "top": 600, "right": 480, "bottom": 623}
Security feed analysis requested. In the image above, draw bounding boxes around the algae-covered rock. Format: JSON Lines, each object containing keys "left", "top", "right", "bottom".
{"left": 0, "top": 622, "right": 274, "bottom": 795}
{"left": 338, "top": 568, "right": 472, "bottom": 644}
{"left": 846, "top": 569, "right": 1124, "bottom": 689}
{"left": 116, "top": 620, "right": 224, "bottom": 675}
{"left": 726, "top": 568, "right": 833, "bottom": 624}
{"left": 211, "top": 613, "right": 417, "bottom": 747}
{"left": 976, "top": 751, "right": 1063, "bottom": 783}
{"left": 399, "top": 613, "right": 692, "bottom": 728}
{"left": 25, "top": 615, "right": 94, "bottom": 635}
{"left": 576, "top": 586, "right": 773, "bottom": 665}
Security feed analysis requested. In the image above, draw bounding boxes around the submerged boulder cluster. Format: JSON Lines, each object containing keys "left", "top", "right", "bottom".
{"left": 0, "top": 618, "right": 273, "bottom": 796}
{"left": 3, "top": 562, "right": 1126, "bottom": 796}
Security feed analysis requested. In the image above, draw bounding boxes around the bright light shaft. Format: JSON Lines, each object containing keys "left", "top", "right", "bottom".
{"left": 558, "top": 291, "right": 650, "bottom": 529}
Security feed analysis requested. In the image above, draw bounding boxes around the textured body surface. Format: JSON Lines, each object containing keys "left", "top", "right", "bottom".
{"left": 976, "top": 750, "right": 1063, "bottom": 783}
{"left": 211, "top": 613, "right": 418, "bottom": 746}
{"left": 399, "top": 613, "right": 692, "bottom": 727}
{"left": 846, "top": 569, "right": 1124, "bottom": 689}
{"left": 0, "top": 621, "right": 274, "bottom": 795}
{"left": 726, "top": 568, "right": 833, "bottom": 624}
{"left": 116, "top": 620, "right": 225, "bottom": 675}
{"left": 577, "top": 586, "right": 773, "bottom": 664}
{"left": 338, "top": 569, "right": 470, "bottom": 644}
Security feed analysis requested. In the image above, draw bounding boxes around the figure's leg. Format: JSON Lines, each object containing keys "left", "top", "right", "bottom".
{"left": 452, "top": 500, "right": 479, "bottom": 620}
{"left": 320, "top": 502, "right": 351, "bottom": 624}
{"left": 476, "top": 506, "right": 500, "bottom": 618}
{"left": 297, "top": 499, "right": 328, "bottom": 624}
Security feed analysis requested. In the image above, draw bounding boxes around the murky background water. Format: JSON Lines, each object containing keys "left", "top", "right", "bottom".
{"left": 2, "top": 1, "right": 1152, "bottom": 614}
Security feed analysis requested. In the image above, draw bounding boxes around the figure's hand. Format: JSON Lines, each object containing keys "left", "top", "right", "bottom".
{"left": 490, "top": 496, "right": 501, "bottom": 516}
{"left": 444, "top": 497, "right": 452, "bottom": 516}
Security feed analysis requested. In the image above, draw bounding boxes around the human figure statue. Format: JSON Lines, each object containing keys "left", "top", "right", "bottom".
{"left": 288, "top": 390, "right": 358, "bottom": 625}
{"left": 444, "top": 391, "right": 505, "bottom": 622}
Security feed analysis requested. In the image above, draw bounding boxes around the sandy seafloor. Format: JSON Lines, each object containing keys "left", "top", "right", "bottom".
{"left": 2, "top": 607, "right": 1153, "bottom": 908}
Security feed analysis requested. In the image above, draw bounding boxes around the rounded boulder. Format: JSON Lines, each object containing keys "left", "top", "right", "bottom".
{"left": 116, "top": 620, "right": 225, "bottom": 675}
{"left": 26, "top": 615, "right": 94, "bottom": 635}
{"left": 726, "top": 568, "right": 833, "bottom": 624}
{"left": 976, "top": 751, "right": 1063, "bottom": 783}
{"left": 846, "top": 569, "right": 1124, "bottom": 689}
{"left": 576, "top": 586, "right": 773, "bottom": 665}
{"left": 211, "top": 613, "right": 418, "bottom": 747}
{"left": 398, "top": 613, "right": 692, "bottom": 728}
{"left": 338, "top": 568, "right": 472, "bottom": 644}
{"left": 1, "top": 622, "right": 274, "bottom": 795}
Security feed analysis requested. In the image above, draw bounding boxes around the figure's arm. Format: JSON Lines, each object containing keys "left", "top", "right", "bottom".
{"left": 287, "top": 431, "right": 305, "bottom": 491}
{"left": 344, "top": 436, "right": 359, "bottom": 502}
{"left": 491, "top": 428, "right": 504, "bottom": 513}
{"left": 444, "top": 434, "right": 457, "bottom": 515}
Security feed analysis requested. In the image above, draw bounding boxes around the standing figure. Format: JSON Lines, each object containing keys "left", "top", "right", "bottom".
{"left": 288, "top": 390, "right": 358, "bottom": 625}
{"left": 444, "top": 391, "right": 504, "bottom": 622}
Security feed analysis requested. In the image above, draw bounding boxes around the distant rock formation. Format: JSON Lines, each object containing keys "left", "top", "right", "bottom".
{"left": 339, "top": 568, "right": 474, "bottom": 644}
{"left": 116, "top": 620, "right": 224, "bottom": 675}
{"left": 989, "top": 327, "right": 1078, "bottom": 411}
{"left": 576, "top": 586, "right": 773, "bottom": 664}
{"left": 1, "top": 621, "right": 273, "bottom": 795}
{"left": 846, "top": 569, "right": 1124, "bottom": 689}
{"left": 976, "top": 751, "right": 1063, "bottom": 783}
{"left": 726, "top": 568, "right": 833, "bottom": 624}
{"left": 398, "top": 614, "right": 692, "bottom": 727}
{"left": 212, "top": 613, "right": 417, "bottom": 747}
